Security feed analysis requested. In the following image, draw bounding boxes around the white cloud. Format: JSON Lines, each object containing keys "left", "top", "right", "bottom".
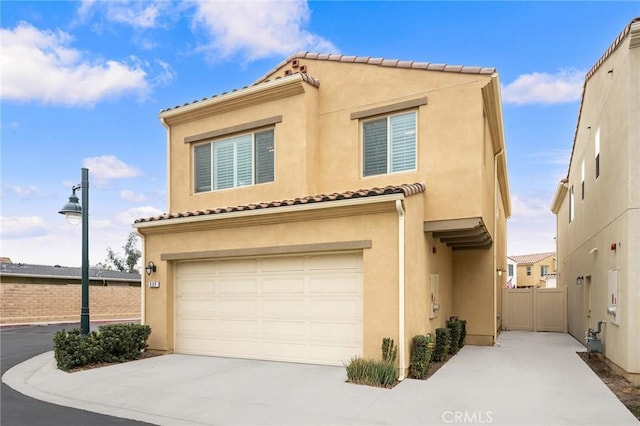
{"left": 77, "top": 1, "right": 176, "bottom": 29}
{"left": 4, "top": 184, "right": 40, "bottom": 199}
{"left": 192, "top": 0, "right": 338, "bottom": 61}
{"left": 502, "top": 68, "right": 585, "bottom": 105}
{"left": 527, "top": 149, "right": 571, "bottom": 166}
{"left": 510, "top": 194, "right": 554, "bottom": 220}
{"left": 507, "top": 194, "right": 557, "bottom": 256}
{"left": 115, "top": 206, "right": 164, "bottom": 226}
{"left": 0, "top": 22, "right": 149, "bottom": 106}
{"left": 0, "top": 216, "right": 48, "bottom": 239}
{"left": 83, "top": 155, "right": 142, "bottom": 181}
{"left": 120, "top": 190, "right": 147, "bottom": 203}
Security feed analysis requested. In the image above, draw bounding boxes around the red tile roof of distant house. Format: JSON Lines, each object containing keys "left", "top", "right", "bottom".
{"left": 509, "top": 252, "right": 555, "bottom": 266}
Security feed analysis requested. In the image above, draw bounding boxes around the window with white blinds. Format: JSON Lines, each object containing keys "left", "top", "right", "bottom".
{"left": 363, "top": 111, "right": 416, "bottom": 177}
{"left": 194, "top": 129, "right": 274, "bottom": 193}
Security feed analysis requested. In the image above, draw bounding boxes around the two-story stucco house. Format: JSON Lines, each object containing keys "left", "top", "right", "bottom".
{"left": 509, "top": 252, "right": 556, "bottom": 288}
{"left": 551, "top": 18, "right": 640, "bottom": 381}
{"left": 134, "top": 52, "right": 511, "bottom": 377}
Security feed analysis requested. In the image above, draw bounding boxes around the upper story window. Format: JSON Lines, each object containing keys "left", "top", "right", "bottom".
{"left": 569, "top": 185, "right": 575, "bottom": 223}
{"left": 508, "top": 264, "right": 514, "bottom": 277}
{"left": 581, "top": 160, "right": 585, "bottom": 200}
{"left": 526, "top": 266, "right": 532, "bottom": 276}
{"left": 540, "top": 265, "right": 549, "bottom": 276}
{"left": 194, "top": 129, "right": 274, "bottom": 193}
{"left": 363, "top": 111, "right": 417, "bottom": 177}
{"left": 595, "top": 127, "right": 600, "bottom": 179}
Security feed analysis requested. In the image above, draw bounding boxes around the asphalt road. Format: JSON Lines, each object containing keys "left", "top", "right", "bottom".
{"left": 1, "top": 323, "right": 154, "bottom": 426}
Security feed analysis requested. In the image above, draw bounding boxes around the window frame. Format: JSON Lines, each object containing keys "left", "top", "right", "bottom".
{"left": 569, "top": 185, "right": 575, "bottom": 223}
{"left": 581, "top": 160, "right": 585, "bottom": 201}
{"left": 595, "top": 127, "right": 600, "bottom": 179}
{"left": 361, "top": 110, "right": 418, "bottom": 177}
{"left": 526, "top": 266, "right": 532, "bottom": 276}
{"left": 541, "top": 265, "right": 549, "bottom": 276}
{"left": 193, "top": 127, "right": 275, "bottom": 193}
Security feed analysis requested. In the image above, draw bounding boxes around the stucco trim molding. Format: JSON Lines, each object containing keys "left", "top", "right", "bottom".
{"left": 160, "top": 240, "right": 372, "bottom": 261}
{"left": 350, "top": 97, "right": 428, "bottom": 120}
{"left": 184, "top": 116, "right": 283, "bottom": 144}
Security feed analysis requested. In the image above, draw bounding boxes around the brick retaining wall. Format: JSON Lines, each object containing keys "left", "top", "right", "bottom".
{"left": 0, "top": 283, "right": 141, "bottom": 324}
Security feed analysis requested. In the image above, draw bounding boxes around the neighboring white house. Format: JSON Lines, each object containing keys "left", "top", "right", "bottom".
{"left": 507, "top": 256, "right": 518, "bottom": 288}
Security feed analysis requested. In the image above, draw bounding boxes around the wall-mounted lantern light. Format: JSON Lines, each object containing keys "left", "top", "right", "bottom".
{"left": 576, "top": 276, "right": 584, "bottom": 285}
{"left": 145, "top": 261, "right": 157, "bottom": 276}
{"left": 496, "top": 268, "right": 506, "bottom": 277}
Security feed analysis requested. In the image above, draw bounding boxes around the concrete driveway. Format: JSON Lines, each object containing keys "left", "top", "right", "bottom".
{"left": 3, "top": 331, "right": 638, "bottom": 425}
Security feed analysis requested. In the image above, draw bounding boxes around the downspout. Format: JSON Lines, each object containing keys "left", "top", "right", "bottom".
{"left": 493, "top": 149, "right": 504, "bottom": 342}
{"left": 160, "top": 117, "right": 171, "bottom": 208}
{"left": 134, "top": 230, "right": 146, "bottom": 325}
{"left": 395, "top": 200, "right": 406, "bottom": 380}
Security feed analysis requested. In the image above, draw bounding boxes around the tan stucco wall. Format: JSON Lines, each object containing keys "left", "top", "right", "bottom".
{"left": 166, "top": 61, "right": 494, "bottom": 224}
{"left": 516, "top": 256, "right": 556, "bottom": 287}
{"left": 140, "top": 202, "right": 401, "bottom": 360}
{"left": 554, "top": 26, "right": 640, "bottom": 375}
{"left": 147, "top": 57, "right": 511, "bottom": 367}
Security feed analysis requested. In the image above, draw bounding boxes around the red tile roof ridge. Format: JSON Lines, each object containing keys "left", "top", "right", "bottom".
{"left": 159, "top": 72, "right": 319, "bottom": 114}
{"left": 253, "top": 52, "right": 496, "bottom": 85}
{"left": 134, "top": 183, "right": 425, "bottom": 224}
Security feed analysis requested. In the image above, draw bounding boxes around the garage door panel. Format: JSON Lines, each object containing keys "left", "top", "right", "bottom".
{"left": 217, "top": 279, "right": 258, "bottom": 294}
{"left": 310, "top": 299, "right": 361, "bottom": 317}
{"left": 217, "top": 258, "right": 258, "bottom": 273}
{"left": 309, "top": 275, "right": 360, "bottom": 293}
{"left": 309, "top": 322, "right": 361, "bottom": 340}
{"left": 261, "top": 277, "right": 305, "bottom": 293}
{"left": 261, "top": 320, "right": 306, "bottom": 337}
{"left": 179, "top": 278, "right": 214, "bottom": 294}
{"left": 177, "top": 299, "right": 213, "bottom": 315}
{"left": 177, "top": 262, "right": 215, "bottom": 275}
{"left": 176, "top": 253, "right": 363, "bottom": 366}
{"left": 262, "top": 299, "right": 306, "bottom": 316}
{"left": 217, "top": 299, "right": 258, "bottom": 315}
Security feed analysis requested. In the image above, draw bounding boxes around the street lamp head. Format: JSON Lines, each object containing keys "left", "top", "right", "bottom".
{"left": 59, "top": 189, "right": 82, "bottom": 225}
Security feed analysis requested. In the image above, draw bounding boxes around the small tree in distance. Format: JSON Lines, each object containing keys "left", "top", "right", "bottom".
{"left": 104, "top": 232, "right": 141, "bottom": 274}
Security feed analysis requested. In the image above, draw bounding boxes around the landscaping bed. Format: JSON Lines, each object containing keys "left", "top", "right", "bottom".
{"left": 578, "top": 352, "right": 640, "bottom": 420}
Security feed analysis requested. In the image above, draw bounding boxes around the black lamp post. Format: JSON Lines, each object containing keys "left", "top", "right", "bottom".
{"left": 59, "top": 168, "right": 90, "bottom": 336}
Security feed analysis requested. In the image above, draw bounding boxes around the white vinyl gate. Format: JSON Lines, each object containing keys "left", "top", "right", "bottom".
{"left": 502, "top": 287, "right": 567, "bottom": 332}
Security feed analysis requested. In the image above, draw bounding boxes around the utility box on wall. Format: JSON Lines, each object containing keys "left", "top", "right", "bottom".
{"left": 607, "top": 269, "right": 619, "bottom": 325}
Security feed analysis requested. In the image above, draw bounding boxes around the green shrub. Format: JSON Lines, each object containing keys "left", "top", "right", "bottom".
{"left": 459, "top": 320, "right": 467, "bottom": 348}
{"left": 54, "top": 329, "right": 104, "bottom": 371}
{"left": 409, "top": 334, "right": 432, "bottom": 379}
{"left": 432, "top": 327, "right": 451, "bottom": 362}
{"left": 53, "top": 323, "right": 151, "bottom": 371}
{"left": 345, "top": 357, "right": 398, "bottom": 388}
{"left": 99, "top": 323, "right": 151, "bottom": 362}
{"left": 446, "top": 319, "right": 463, "bottom": 355}
{"left": 381, "top": 337, "right": 397, "bottom": 363}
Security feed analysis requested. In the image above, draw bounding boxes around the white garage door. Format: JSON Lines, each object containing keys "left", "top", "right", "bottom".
{"left": 175, "top": 252, "right": 363, "bottom": 366}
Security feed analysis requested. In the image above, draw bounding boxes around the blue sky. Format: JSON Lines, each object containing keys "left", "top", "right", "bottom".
{"left": 1, "top": 1, "right": 638, "bottom": 268}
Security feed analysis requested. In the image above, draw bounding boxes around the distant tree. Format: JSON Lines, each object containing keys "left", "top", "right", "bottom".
{"left": 104, "top": 232, "right": 141, "bottom": 274}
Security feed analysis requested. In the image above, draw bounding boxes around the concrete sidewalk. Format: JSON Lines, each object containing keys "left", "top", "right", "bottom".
{"left": 3, "top": 331, "right": 638, "bottom": 425}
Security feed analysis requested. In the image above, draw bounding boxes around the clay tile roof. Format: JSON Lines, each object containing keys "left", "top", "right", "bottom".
{"left": 564, "top": 17, "right": 640, "bottom": 180}
{"left": 134, "top": 183, "right": 425, "bottom": 224}
{"left": 509, "top": 252, "right": 555, "bottom": 265}
{"left": 253, "top": 52, "right": 497, "bottom": 86}
{"left": 159, "top": 72, "right": 319, "bottom": 114}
